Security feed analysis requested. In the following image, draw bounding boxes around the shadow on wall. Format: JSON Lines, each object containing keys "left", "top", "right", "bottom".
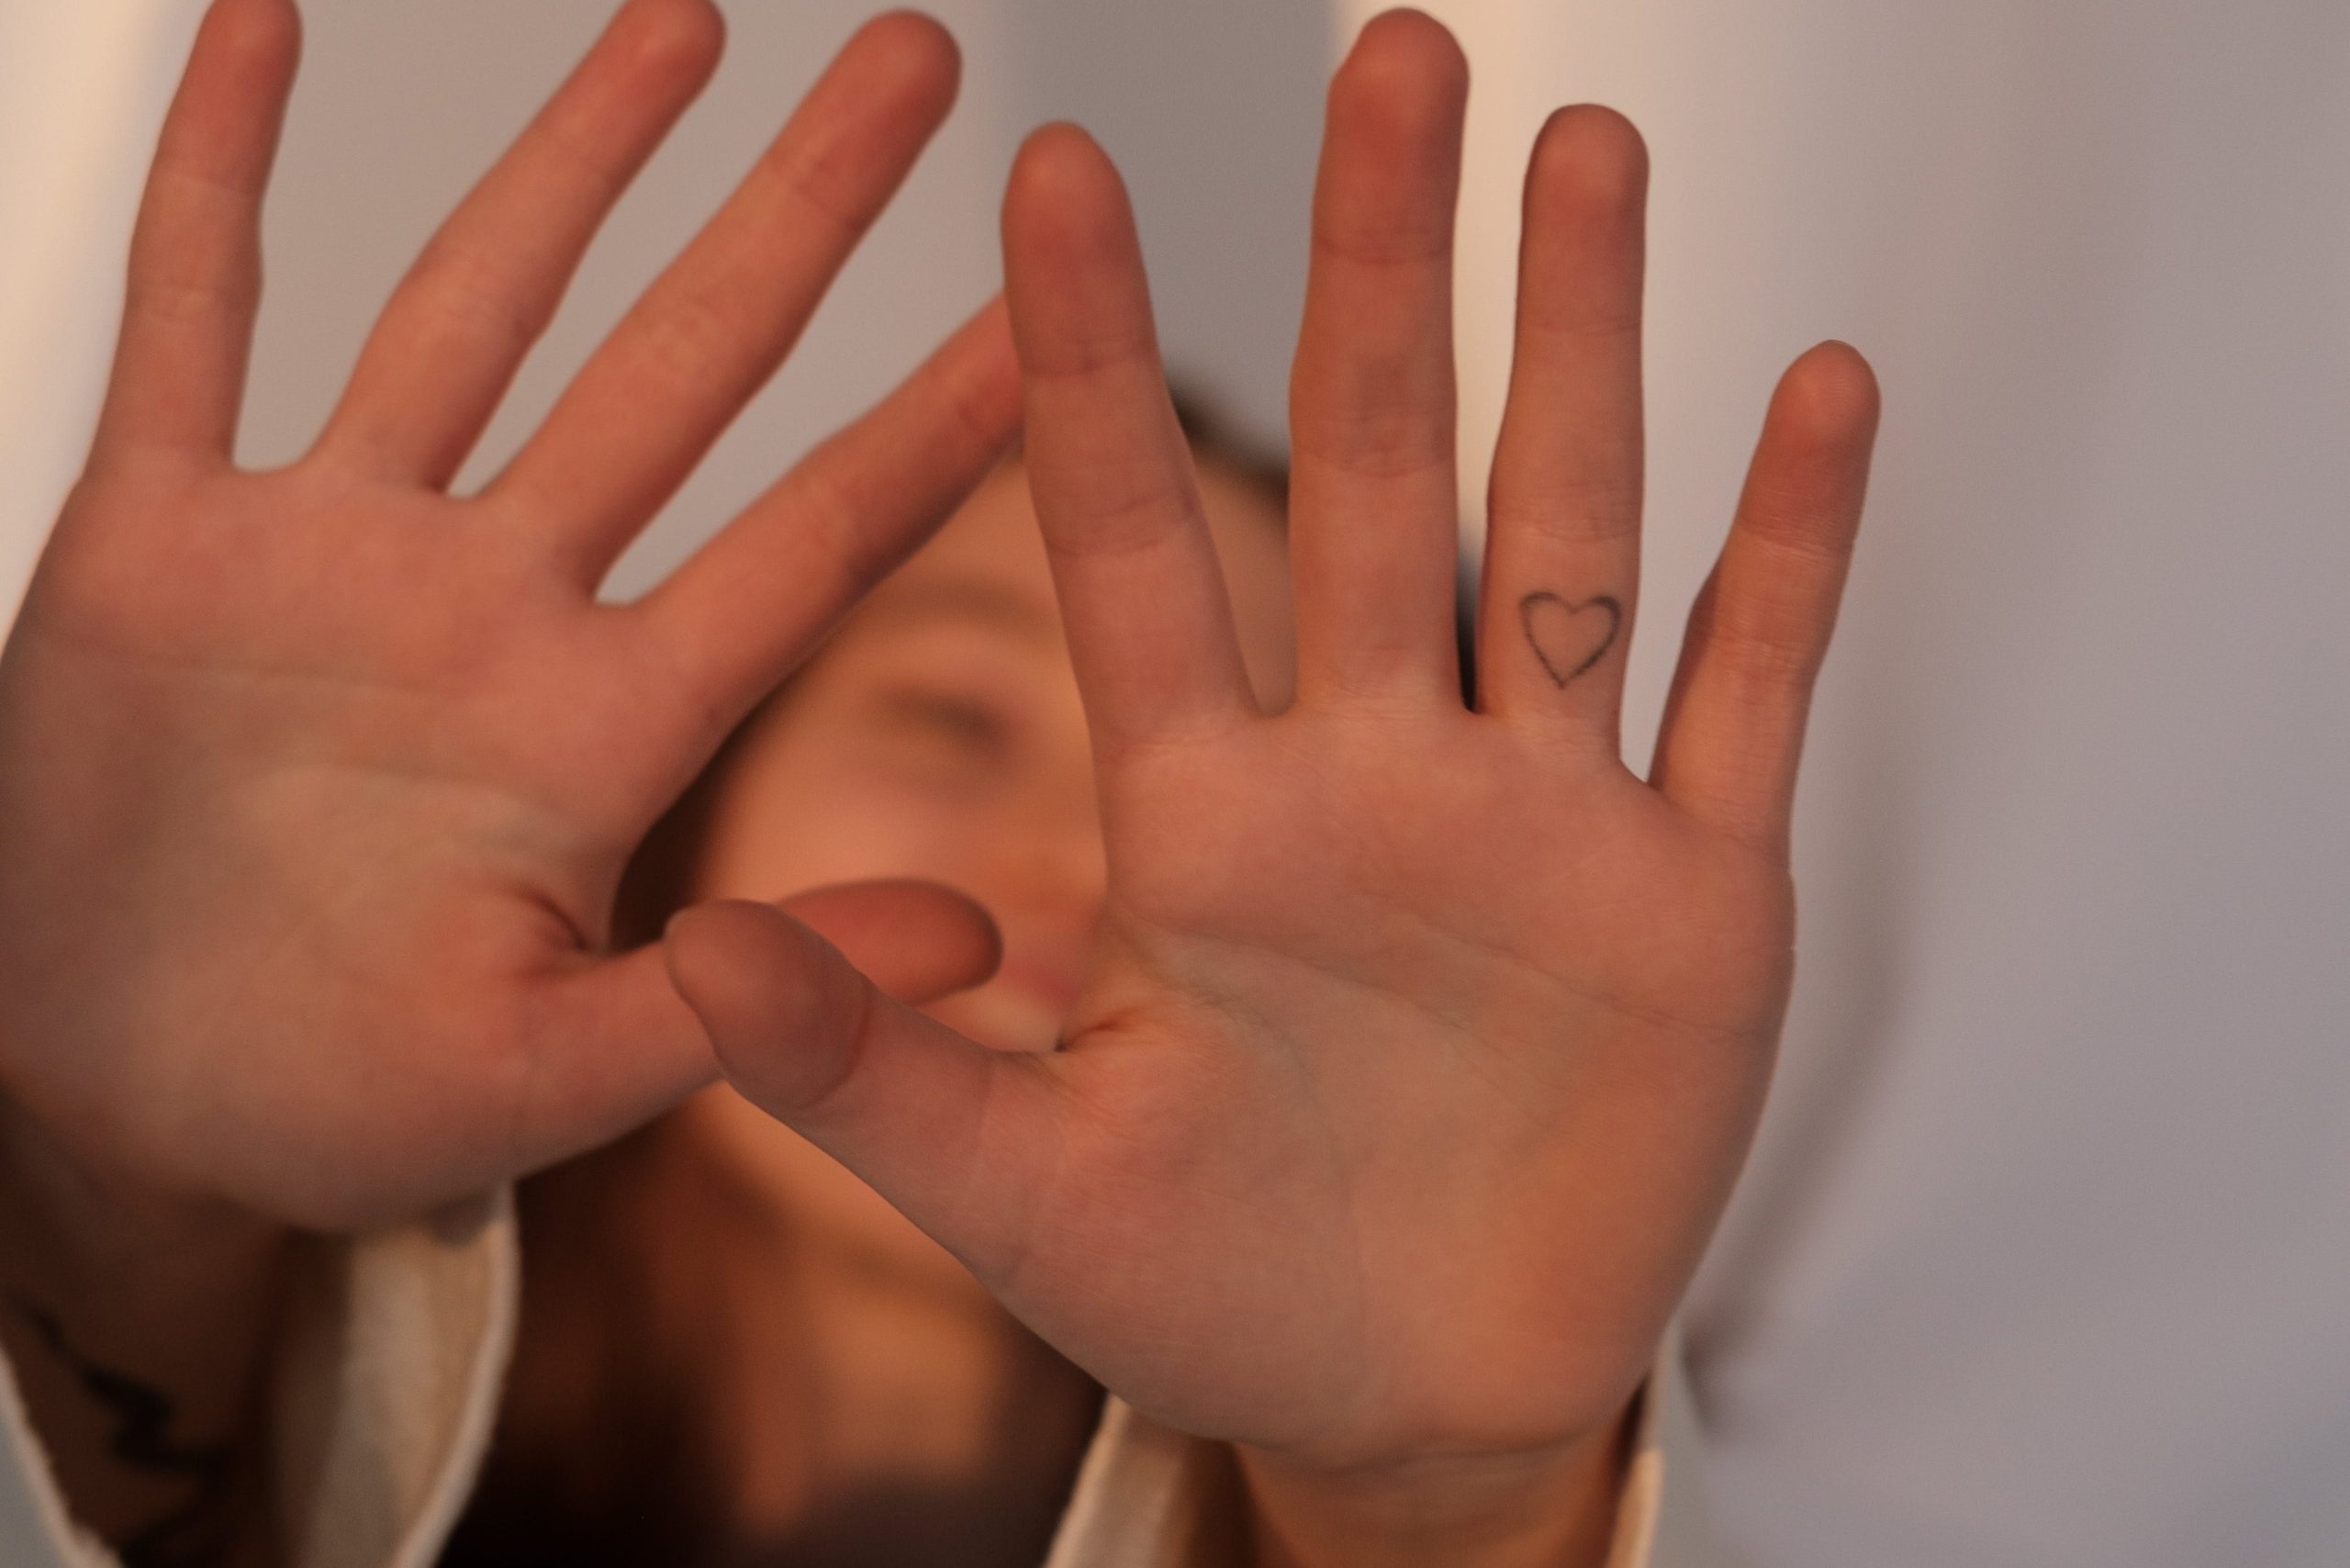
{"left": 237, "top": 0, "right": 1326, "bottom": 600}
{"left": 1002, "top": 0, "right": 1326, "bottom": 451}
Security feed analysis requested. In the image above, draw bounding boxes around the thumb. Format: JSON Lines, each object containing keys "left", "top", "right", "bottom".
{"left": 664, "top": 898, "right": 1064, "bottom": 1286}
{"left": 510, "top": 879, "right": 1002, "bottom": 1188}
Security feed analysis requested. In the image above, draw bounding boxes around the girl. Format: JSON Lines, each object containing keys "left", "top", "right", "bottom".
{"left": 446, "top": 408, "right": 1292, "bottom": 1568}
{"left": 0, "top": 2, "right": 1877, "bottom": 1564}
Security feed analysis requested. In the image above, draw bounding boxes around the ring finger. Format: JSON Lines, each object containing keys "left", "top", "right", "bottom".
{"left": 1478, "top": 105, "right": 1649, "bottom": 749}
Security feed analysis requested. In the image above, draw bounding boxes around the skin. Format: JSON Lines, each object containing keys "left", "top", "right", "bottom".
{"left": 683, "top": 454, "right": 1292, "bottom": 1290}
{"left": 0, "top": 3, "right": 1879, "bottom": 1567}
{"left": 0, "top": 0, "right": 1022, "bottom": 1553}
{"left": 670, "top": 17, "right": 1879, "bottom": 1568}
{"left": 624, "top": 454, "right": 1290, "bottom": 1547}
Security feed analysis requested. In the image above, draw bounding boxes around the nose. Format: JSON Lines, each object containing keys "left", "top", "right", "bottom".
{"left": 1019, "top": 774, "right": 1107, "bottom": 930}
{"left": 976, "top": 773, "right": 1107, "bottom": 1003}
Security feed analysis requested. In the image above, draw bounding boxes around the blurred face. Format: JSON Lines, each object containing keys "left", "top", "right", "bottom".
{"left": 677, "top": 453, "right": 1292, "bottom": 1279}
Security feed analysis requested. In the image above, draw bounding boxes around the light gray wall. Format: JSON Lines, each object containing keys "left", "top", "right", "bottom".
{"left": 238, "top": 0, "right": 1327, "bottom": 599}
{"left": 0, "top": 0, "right": 199, "bottom": 628}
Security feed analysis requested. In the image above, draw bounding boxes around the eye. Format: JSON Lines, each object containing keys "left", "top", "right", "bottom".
{"left": 875, "top": 687, "right": 1013, "bottom": 760}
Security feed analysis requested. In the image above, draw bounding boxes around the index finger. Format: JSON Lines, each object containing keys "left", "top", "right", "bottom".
{"left": 1001, "top": 125, "right": 1256, "bottom": 754}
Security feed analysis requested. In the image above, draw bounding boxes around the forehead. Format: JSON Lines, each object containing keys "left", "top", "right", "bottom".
{"left": 878, "top": 463, "right": 1058, "bottom": 609}
{"left": 851, "top": 455, "right": 1297, "bottom": 700}
{"left": 841, "top": 465, "right": 1061, "bottom": 663}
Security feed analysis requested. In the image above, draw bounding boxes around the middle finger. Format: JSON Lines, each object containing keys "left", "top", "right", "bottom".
{"left": 1287, "top": 10, "right": 1468, "bottom": 709}
{"left": 487, "top": 11, "right": 962, "bottom": 591}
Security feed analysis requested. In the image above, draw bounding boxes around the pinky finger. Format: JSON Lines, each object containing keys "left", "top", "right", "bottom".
{"left": 1651, "top": 342, "right": 1879, "bottom": 854}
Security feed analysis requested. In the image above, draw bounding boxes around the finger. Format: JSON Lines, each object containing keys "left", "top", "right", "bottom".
{"left": 94, "top": 0, "right": 300, "bottom": 461}
{"left": 314, "top": 0, "right": 722, "bottom": 487}
{"left": 1651, "top": 342, "right": 1881, "bottom": 853}
{"left": 635, "top": 297, "right": 1020, "bottom": 722}
{"left": 1286, "top": 9, "right": 1467, "bottom": 706}
{"left": 487, "top": 10, "right": 962, "bottom": 590}
{"left": 1002, "top": 125, "right": 1255, "bottom": 751}
{"left": 514, "top": 879, "right": 1002, "bottom": 1179}
{"left": 666, "top": 899, "right": 1065, "bottom": 1289}
{"left": 1480, "top": 106, "right": 1649, "bottom": 745}
{"left": 779, "top": 879, "right": 1002, "bottom": 1002}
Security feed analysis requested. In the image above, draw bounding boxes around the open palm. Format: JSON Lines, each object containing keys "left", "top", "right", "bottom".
{"left": 672, "top": 7, "right": 1878, "bottom": 1487}
{"left": 0, "top": 0, "right": 1013, "bottom": 1229}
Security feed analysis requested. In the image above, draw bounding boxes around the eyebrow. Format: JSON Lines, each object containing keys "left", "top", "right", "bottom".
{"left": 854, "top": 577, "right": 1061, "bottom": 644}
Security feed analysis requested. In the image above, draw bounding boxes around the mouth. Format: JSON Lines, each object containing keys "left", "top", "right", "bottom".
{"left": 926, "top": 948, "right": 1085, "bottom": 1055}
{"left": 992, "top": 952, "right": 1084, "bottom": 1015}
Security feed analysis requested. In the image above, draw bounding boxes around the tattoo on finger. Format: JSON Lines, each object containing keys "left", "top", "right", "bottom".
{"left": 1519, "top": 591, "right": 1622, "bottom": 689}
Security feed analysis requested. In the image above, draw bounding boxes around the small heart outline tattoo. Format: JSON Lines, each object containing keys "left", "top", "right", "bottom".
{"left": 1518, "top": 591, "right": 1622, "bottom": 689}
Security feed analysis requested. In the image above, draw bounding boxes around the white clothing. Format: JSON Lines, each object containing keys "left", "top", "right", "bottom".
{"left": 0, "top": 1202, "right": 1673, "bottom": 1568}
{"left": 0, "top": 5, "right": 1684, "bottom": 1565}
{"left": 0, "top": 0, "right": 195, "bottom": 631}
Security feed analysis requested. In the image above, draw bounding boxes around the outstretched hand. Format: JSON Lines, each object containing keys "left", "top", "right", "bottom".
{"left": 668, "top": 9, "right": 1878, "bottom": 1558}
{"left": 0, "top": 0, "right": 1014, "bottom": 1232}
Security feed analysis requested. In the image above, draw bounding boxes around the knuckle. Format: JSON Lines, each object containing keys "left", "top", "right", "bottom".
{"left": 634, "top": 283, "right": 741, "bottom": 382}
{"left": 1290, "top": 388, "right": 1452, "bottom": 482}
{"left": 403, "top": 250, "right": 546, "bottom": 361}
{"left": 1310, "top": 207, "right": 1451, "bottom": 270}
{"left": 1492, "top": 472, "right": 1642, "bottom": 546}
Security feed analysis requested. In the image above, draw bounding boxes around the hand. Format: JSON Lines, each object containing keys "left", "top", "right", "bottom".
{"left": 0, "top": 0, "right": 1014, "bottom": 1237}
{"left": 669, "top": 9, "right": 1876, "bottom": 1560}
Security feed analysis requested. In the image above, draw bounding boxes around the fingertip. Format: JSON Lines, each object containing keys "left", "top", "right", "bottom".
{"left": 665, "top": 898, "right": 818, "bottom": 1034}
{"left": 849, "top": 8, "right": 963, "bottom": 108}
{"left": 622, "top": 0, "right": 727, "bottom": 89}
{"left": 187, "top": 0, "right": 301, "bottom": 107}
{"left": 1017, "top": 118, "right": 1109, "bottom": 164}
{"left": 158, "top": 0, "right": 302, "bottom": 186}
{"left": 1318, "top": 9, "right": 1467, "bottom": 254}
{"left": 664, "top": 898, "right": 779, "bottom": 996}
{"left": 1777, "top": 341, "right": 1883, "bottom": 445}
{"left": 1344, "top": 9, "right": 1470, "bottom": 111}
{"left": 1330, "top": 8, "right": 1469, "bottom": 174}
{"left": 666, "top": 900, "right": 866, "bottom": 1111}
{"left": 1005, "top": 121, "right": 1125, "bottom": 238}
{"left": 1529, "top": 104, "right": 1650, "bottom": 217}
{"left": 1002, "top": 125, "right": 1145, "bottom": 342}
{"left": 208, "top": 0, "right": 303, "bottom": 66}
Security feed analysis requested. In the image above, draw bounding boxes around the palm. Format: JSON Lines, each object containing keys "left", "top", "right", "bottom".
{"left": 673, "top": 12, "right": 1878, "bottom": 1483}
{"left": 0, "top": 0, "right": 1015, "bottom": 1229}
{"left": 5, "top": 468, "right": 662, "bottom": 1223}
{"left": 1010, "top": 715, "right": 1785, "bottom": 1459}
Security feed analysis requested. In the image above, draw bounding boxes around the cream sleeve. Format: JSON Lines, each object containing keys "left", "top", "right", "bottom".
{"left": 4, "top": 1200, "right": 1698, "bottom": 1568}
{"left": 1041, "top": 1342, "right": 1683, "bottom": 1568}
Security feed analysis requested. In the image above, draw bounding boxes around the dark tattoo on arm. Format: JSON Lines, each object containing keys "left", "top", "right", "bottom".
{"left": 14, "top": 1298, "right": 238, "bottom": 1568}
{"left": 1518, "top": 591, "right": 1622, "bottom": 688}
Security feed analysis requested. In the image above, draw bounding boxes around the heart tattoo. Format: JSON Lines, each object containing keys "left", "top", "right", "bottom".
{"left": 1518, "top": 591, "right": 1623, "bottom": 689}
